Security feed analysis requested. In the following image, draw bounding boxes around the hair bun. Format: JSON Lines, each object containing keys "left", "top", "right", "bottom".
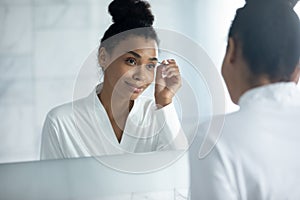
{"left": 108, "top": 0, "right": 154, "bottom": 26}
{"left": 245, "top": 0, "right": 298, "bottom": 7}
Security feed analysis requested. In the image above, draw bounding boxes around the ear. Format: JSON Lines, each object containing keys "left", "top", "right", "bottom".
{"left": 98, "top": 47, "right": 108, "bottom": 70}
{"left": 226, "top": 37, "right": 237, "bottom": 64}
{"left": 291, "top": 62, "right": 300, "bottom": 83}
{"left": 221, "top": 37, "right": 237, "bottom": 77}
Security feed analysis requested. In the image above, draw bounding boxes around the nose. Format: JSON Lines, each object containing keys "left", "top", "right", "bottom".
{"left": 132, "top": 66, "right": 148, "bottom": 82}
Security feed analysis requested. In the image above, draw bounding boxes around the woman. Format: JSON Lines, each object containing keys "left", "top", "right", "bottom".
{"left": 190, "top": 0, "right": 300, "bottom": 199}
{"left": 40, "top": 0, "right": 188, "bottom": 159}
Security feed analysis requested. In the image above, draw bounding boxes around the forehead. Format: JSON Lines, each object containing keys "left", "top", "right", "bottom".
{"left": 110, "top": 36, "right": 158, "bottom": 59}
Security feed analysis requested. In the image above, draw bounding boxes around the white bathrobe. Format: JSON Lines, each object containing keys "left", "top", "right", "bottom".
{"left": 40, "top": 84, "right": 188, "bottom": 159}
{"left": 190, "top": 82, "right": 300, "bottom": 199}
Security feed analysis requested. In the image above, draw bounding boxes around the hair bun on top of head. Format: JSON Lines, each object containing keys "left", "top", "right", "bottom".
{"left": 108, "top": 0, "right": 154, "bottom": 26}
{"left": 245, "top": 0, "right": 298, "bottom": 7}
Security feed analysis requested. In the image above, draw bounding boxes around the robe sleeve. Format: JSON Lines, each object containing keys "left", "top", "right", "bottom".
{"left": 153, "top": 102, "right": 188, "bottom": 151}
{"left": 190, "top": 142, "right": 239, "bottom": 199}
{"left": 189, "top": 122, "right": 239, "bottom": 200}
{"left": 40, "top": 115, "right": 64, "bottom": 160}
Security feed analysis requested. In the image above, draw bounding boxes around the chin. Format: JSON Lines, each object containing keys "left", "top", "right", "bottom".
{"left": 230, "top": 93, "right": 240, "bottom": 105}
{"left": 130, "top": 93, "right": 141, "bottom": 100}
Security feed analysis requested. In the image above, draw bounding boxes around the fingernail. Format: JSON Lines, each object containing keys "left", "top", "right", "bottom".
{"left": 162, "top": 66, "right": 167, "bottom": 78}
{"left": 163, "top": 60, "right": 169, "bottom": 65}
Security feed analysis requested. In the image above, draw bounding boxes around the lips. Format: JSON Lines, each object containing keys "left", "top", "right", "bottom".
{"left": 125, "top": 81, "right": 145, "bottom": 93}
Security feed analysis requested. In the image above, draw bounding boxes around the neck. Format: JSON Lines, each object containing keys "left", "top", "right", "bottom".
{"left": 233, "top": 73, "right": 272, "bottom": 104}
{"left": 99, "top": 81, "right": 133, "bottom": 118}
{"left": 248, "top": 75, "right": 273, "bottom": 89}
{"left": 98, "top": 81, "right": 134, "bottom": 143}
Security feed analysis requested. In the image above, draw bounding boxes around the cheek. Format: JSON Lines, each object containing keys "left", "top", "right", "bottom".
{"left": 148, "top": 71, "right": 155, "bottom": 81}
{"left": 106, "top": 62, "right": 129, "bottom": 80}
{"left": 221, "top": 62, "right": 231, "bottom": 85}
{"left": 221, "top": 58, "right": 226, "bottom": 77}
{"left": 144, "top": 71, "right": 155, "bottom": 85}
{"left": 221, "top": 63, "right": 235, "bottom": 95}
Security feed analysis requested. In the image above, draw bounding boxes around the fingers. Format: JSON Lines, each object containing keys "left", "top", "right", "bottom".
{"left": 163, "top": 66, "right": 180, "bottom": 78}
{"left": 156, "top": 64, "right": 164, "bottom": 79}
{"left": 154, "top": 59, "right": 182, "bottom": 103}
{"left": 160, "top": 59, "right": 180, "bottom": 79}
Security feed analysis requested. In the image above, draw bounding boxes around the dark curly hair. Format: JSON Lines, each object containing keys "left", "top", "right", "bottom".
{"left": 228, "top": 0, "right": 300, "bottom": 81}
{"left": 99, "top": 0, "right": 159, "bottom": 54}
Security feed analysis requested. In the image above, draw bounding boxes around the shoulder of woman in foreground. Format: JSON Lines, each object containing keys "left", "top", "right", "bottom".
{"left": 45, "top": 97, "right": 89, "bottom": 121}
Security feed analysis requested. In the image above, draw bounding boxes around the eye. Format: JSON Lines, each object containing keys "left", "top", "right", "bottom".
{"left": 125, "top": 57, "right": 137, "bottom": 66}
{"left": 146, "top": 63, "right": 156, "bottom": 70}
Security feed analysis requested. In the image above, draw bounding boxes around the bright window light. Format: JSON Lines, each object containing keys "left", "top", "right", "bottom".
{"left": 295, "top": 1, "right": 300, "bottom": 16}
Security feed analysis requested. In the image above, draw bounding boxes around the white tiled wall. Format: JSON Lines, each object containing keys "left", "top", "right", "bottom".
{"left": 0, "top": 0, "right": 246, "bottom": 163}
{"left": 0, "top": 5, "right": 33, "bottom": 55}
{"left": 0, "top": 0, "right": 111, "bottom": 163}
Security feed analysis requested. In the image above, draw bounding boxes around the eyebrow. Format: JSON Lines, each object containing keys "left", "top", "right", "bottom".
{"left": 127, "top": 51, "right": 158, "bottom": 62}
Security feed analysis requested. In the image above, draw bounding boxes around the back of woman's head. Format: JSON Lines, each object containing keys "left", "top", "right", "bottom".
{"left": 229, "top": 0, "right": 300, "bottom": 81}
{"left": 100, "top": 0, "right": 158, "bottom": 53}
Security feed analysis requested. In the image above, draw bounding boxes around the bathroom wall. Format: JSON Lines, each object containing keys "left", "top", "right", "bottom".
{"left": 0, "top": 0, "right": 257, "bottom": 163}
